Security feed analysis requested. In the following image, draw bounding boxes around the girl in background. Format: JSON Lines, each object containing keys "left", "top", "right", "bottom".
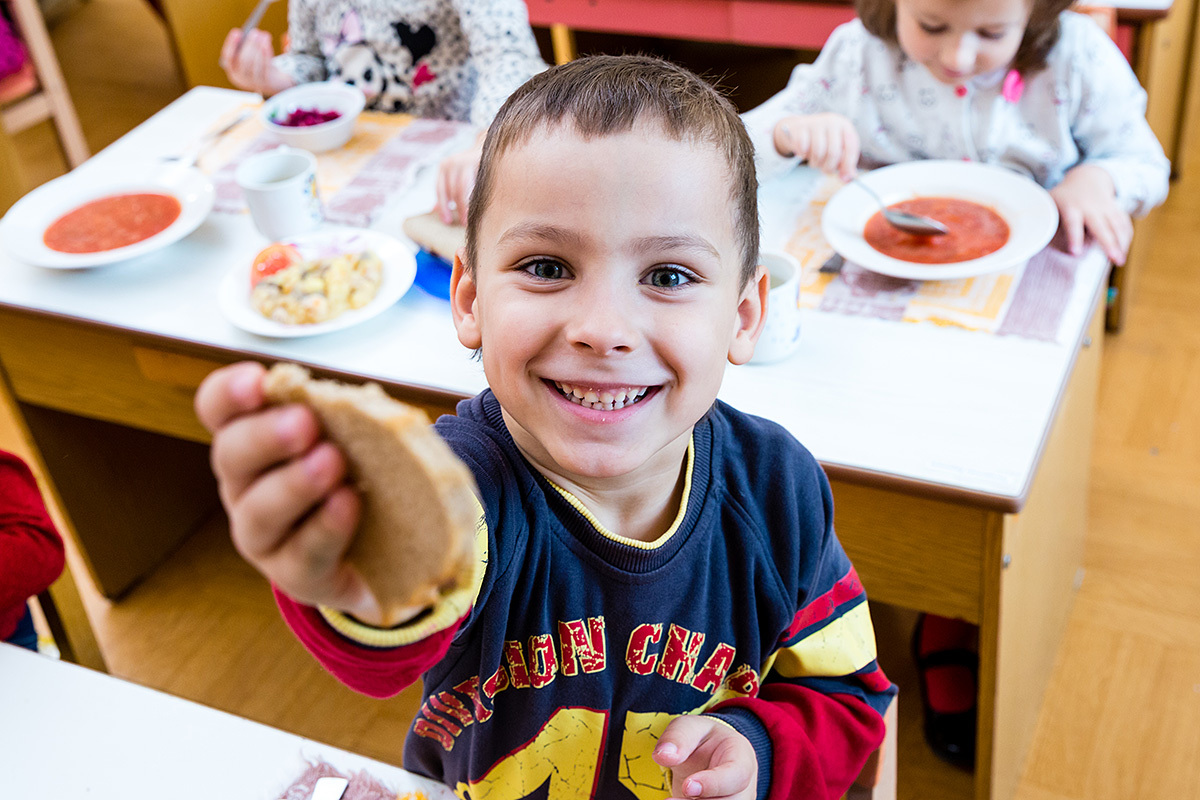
{"left": 219, "top": 0, "right": 547, "bottom": 225}
{"left": 742, "top": 0, "right": 1169, "bottom": 267}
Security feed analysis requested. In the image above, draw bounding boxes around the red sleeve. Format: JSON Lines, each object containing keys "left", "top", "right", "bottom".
{"left": 713, "top": 685, "right": 885, "bottom": 800}
{"left": 274, "top": 587, "right": 466, "bottom": 698}
{"left": 0, "top": 451, "right": 65, "bottom": 639}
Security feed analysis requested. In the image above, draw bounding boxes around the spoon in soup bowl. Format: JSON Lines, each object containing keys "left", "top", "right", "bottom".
{"left": 851, "top": 176, "right": 949, "bottom": 237}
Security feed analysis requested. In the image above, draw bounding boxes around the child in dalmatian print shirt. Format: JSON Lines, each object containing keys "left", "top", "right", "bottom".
{"left": 220, "top": 0, "right": 547, "bottom": 224}
{"left": 741, "top": 0, "right": 1169, "bottom": 266}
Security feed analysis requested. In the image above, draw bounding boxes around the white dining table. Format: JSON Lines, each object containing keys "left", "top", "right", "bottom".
{"left": 0, "top": 86, "right": 1105, "bottom": 502}
{"left": 0, "top": 86, "right": 1109, "bottom": 800}
{"left": 0, "top": 644, "right": 455, "bottom": 799}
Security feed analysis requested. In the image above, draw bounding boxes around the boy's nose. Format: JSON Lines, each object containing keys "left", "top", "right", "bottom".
{"left": 565, "top": 282, "right": 639, "bottom": 355}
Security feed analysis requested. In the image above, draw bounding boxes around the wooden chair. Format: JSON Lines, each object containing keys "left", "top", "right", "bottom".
{"left": 846, "top": 698, "right": 898, "bottom": 800}
{"left": 0, "top": 364, "right": 107, "bottom": 672}
{"left": 0, "top": 0, "right": 88, "bottom": 168}
{"left": 34, "top": 563, "right": 107, "bottom": 672}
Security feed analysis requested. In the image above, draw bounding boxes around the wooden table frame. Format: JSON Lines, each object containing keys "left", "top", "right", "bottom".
{"left": 0, "top": 278, "right": 1105, "bottom": 800}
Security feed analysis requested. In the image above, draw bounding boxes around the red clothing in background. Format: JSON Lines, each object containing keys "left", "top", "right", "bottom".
{"left": 0, "top": 449, "right": 64, "bottom": 640}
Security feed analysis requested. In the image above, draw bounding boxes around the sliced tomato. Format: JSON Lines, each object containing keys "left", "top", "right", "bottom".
{"left": 251, "top": 244, "right": 302, "bottom": 287}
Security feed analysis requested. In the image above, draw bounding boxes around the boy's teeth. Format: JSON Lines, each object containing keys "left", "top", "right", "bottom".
{"left": 554, "top": 381, "right": 649, "bottom": 411}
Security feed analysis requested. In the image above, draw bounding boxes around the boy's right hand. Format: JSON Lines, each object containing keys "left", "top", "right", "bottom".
{"left": 194, "top": 362, "right": 386, "bottom": 624}
{"left": 773, "top": 113, "right": 860, "bottom": 182}
{"left": 219, "top": 28, "right": 296, "bottom": 97}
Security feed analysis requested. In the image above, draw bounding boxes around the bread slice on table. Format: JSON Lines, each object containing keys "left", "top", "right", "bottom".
{"left": 402, "top": 211, "right": 466, "bottom": 261}
{"left": 263, "top": 363, "right": 479, "bottom": 624}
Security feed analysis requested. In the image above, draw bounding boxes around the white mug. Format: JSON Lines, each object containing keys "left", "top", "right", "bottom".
{"left": 751, "top": 250, "right": 803, "bottom": 364}
{"left": 235, "top": 146, "right": 323, "bottom": 241}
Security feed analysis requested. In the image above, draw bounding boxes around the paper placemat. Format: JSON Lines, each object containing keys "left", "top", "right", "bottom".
{"left": 781, "top": 174, "right": 1081, "bottom": 344}
{"left": 198, "top": 105, "right": 467, "bottom": 229}
{"left": 278, "top": 758, "right": 435, "bottom": 800}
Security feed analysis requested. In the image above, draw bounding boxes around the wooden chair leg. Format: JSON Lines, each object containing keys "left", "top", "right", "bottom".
{"left": 549, "top": 23, "right": 577, "bottom": 65}
{"left": 35, "top": 559, "right": 107, "bottom": 672}
{"left": 5, "top": 0, "right": 89, "bottom": 167}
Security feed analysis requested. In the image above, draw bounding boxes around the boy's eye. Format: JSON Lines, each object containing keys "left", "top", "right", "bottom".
{"left": 644, "top": 266, "right": 694, "bottom": 288}
{"left": 978, "top": 28, "right": 1007, "bottom": 40}
{"left": 919, "top": 22, "right": 948, "bottom": 34}
{"left": 521, "top": 259, "right": 567, "bottom": 280}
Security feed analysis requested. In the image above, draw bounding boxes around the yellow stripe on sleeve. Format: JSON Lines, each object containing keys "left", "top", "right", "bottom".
{"left": 769, "top": 602, "right": 879, "bottom": 679}
{"left": 318, "top": 496, "right": 489, "bottom": 648}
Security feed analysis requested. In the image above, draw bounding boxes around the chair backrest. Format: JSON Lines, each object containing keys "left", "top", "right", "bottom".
{"left": 846, "top": 696, "right": 898, "bottom": 800}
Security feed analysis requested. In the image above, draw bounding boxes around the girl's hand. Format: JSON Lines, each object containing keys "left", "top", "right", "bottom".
{"left": 653, "top": 716, "right": 757, "bottom": 799}
{"left": 1049, "top": 164, "right": 1134, "bottom": 266}
{"left": 194, "top": 362, "right": 392, "bottom": 626}
{"left": 773, "top": 113, "right": 860, "bottom": 182}
{"left": 219, "top": 28, "right": 296, "bottom": 97}
{"left": 436, "top": 133, "right": 485, "bottom": 225}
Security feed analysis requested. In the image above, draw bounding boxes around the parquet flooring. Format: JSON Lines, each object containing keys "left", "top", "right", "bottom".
{"left": 3, "top": 0, "right": 1198, "bottom": 795}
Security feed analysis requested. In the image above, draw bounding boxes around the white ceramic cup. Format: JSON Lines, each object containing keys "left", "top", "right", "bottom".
{"left": 751, "top": 250, "right": 803, "bottom": 364}
{"left": 235, "top": 146, "right": 323, "bottom": 241}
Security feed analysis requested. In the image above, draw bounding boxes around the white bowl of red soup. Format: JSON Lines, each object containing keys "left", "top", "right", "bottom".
{"left": 821, "top": 161, "right": 1059, "bottom": 281}
{"left": 261, "top": 82, "right": 366, "bottom": 153}
{"left": 0, "top": 160, "right": 215, "bottom": 269}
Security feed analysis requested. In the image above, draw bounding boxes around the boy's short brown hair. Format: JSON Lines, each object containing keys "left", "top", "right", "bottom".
{"left": 465, "top": 54, "right": 760, "bottom": 288}
{"left": 855, "top": 0, "right": 1076, "bottom": 74}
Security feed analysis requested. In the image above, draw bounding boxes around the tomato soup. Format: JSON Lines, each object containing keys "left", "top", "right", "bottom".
{"left": 864, "top": 197, "right": 1009, "bottom": 264}
{"left": 43, "top": 192, "right": 182, "bottom": 254}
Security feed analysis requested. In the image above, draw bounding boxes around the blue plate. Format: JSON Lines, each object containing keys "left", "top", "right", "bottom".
{"left": 414, "top": 248, "right": 452, "bottom": 300}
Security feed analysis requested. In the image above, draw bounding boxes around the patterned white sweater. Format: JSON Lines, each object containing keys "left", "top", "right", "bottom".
{"left": 742, "top": 12, "right": 1169, "bottom": 217}
{"left": 274, "top": 0, "right": 547, "bottom": 127}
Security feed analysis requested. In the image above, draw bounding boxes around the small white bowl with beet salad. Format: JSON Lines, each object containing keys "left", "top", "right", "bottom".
{"left": 261, "top": 82, "right": 366, "bottom": 153}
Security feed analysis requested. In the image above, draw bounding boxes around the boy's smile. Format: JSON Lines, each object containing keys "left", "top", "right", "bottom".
{"left": 451, "top": 122, "right": 766, "bottom": 508}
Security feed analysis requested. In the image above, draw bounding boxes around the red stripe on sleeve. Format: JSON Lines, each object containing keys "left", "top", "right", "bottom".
{"left": 275, "top": 586, "right": 463, "bottom": 698}
{"left": 781, "top": 566, "right": 865, "bottom": 641}
{"left": 857, "top": 666, "right": 893, "bottom": 693}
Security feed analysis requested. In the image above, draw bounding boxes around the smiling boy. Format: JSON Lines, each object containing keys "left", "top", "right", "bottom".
{"left": 196, "top": 55, "right": 893, "bottom": 800}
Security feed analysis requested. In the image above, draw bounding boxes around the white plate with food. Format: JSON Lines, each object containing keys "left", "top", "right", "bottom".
{"left": 821, "top": 160, "right": 1059, "bottom": 280}
{"left": 219, "top": 227, "right": 417, "bottom": 338}
{"left": 0, "top": 160, "right": 215, "bottom": 269}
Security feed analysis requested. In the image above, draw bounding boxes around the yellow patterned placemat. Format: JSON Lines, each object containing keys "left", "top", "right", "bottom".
{"left": 198, "top": 104, "right": 466, "bottom": 227}
{"left": 783, "top": 174, "right": 1076, "bottom": 341}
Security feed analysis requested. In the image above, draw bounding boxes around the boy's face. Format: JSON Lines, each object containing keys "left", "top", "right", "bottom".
{"left": 452, "top": 122, "right": 767, "bottom": 486}
{"left": 895, "top": 0, "right": 1030, "bottom": 84}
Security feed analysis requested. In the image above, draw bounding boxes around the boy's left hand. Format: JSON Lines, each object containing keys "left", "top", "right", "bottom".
{"left": 436, "top": 133, "right": 485, "bottom": 225}
{"left": 1049, "top": 164, "right": 1133, "bottom": 266}
{"left": 654, "top": 715, "right": 758, "bottom": 799}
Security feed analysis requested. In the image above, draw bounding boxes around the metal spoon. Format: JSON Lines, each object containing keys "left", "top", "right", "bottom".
{"left": 852, "top": 178, "right": 949, "bottom": 237}
{"left": 238, "top": 0, "right": 280, "bottom": 50}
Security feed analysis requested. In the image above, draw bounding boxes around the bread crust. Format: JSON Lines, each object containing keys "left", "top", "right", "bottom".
{"left": 402, "top": 211, "right": 466, "bottom": 260}
{"left": 263, "top": 363, "right": 478, "bottom": 621}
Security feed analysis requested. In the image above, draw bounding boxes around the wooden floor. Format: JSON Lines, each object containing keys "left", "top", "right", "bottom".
{"left": 4, "top": 0, "right": 1199, "bottom": 797}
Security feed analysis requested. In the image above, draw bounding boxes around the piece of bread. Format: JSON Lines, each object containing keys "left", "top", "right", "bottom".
{"left": 402, "top": 211, "right": 466, "bottom": 260}
{"left": 263, "top": 363, "right": 478, "bottom": 623}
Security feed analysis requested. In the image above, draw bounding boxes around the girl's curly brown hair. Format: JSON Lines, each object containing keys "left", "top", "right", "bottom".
{"left": 855, "top": 0, "right": 1077, "bottom": 74}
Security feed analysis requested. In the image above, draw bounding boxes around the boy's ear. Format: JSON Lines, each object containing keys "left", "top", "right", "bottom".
{"left": 450, "top": 248, "right": 482, "bottom": 350}
{"left": 728, "top": 264, "right": 769, "bottom": 366}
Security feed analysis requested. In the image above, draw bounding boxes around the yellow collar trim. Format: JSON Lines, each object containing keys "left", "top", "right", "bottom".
{"left": 546, "top": 436, "right": 694, "bottom": 551}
